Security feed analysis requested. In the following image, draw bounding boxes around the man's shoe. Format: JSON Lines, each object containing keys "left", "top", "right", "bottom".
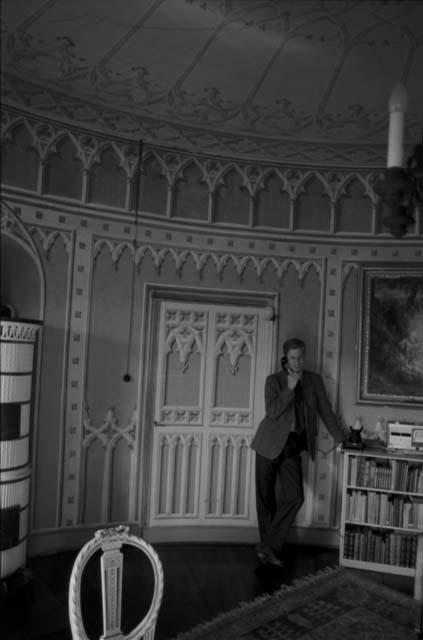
{"left": 256, "top": 545, "right": 284, "bottom": 568}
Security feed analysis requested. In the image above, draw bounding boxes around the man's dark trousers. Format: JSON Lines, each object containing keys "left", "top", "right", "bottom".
{"left": 255, "top": 437, "right": 305, "bottom": 554}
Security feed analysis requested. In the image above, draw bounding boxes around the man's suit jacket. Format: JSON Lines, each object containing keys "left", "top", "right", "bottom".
{"left": 251, "top": 369, "right": 345, "bottom": 461}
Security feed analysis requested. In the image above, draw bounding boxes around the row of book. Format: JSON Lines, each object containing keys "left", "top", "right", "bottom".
{"left": 343, "top": 527, "right": 417, "bottom": 568}
{"left": 348, "top": 456, "right": 423, "bottom": 493}
{"left": 346, "top": 490, "right": 423, "bottom": 529}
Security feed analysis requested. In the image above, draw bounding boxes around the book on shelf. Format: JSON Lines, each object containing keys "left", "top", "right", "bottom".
{"left": 343, "top": 526, "right": 418, "bottom": 567}
{"left": 411, "top": 496, "right": 423, "bottom": 529}
{"left": 347, "top": 452, "right": 423, "bottom": 494}
{"left": 348, "top": 456, "right": 358, "bottom": 485}
{"left": 346, "top": 489, "right": 423, "bottom": 529}
{"left": 403, "top": 500, "right": 413, "bottom": 529}
{"left": 379, "top": 493, "right": 389, "bottom": 525}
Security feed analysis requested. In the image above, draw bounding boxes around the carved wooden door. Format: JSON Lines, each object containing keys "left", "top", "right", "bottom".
{"left": 148, "top": 301, "right": 273, "bottom": 529}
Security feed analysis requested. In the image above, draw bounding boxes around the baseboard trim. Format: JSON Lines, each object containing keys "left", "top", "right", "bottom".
{"left": 144, "top": 526, "right": 339, "bottom": 547}
{"left": 28, "top": 523, "right": 340, "bottom": 556}
{"left": 28, "top": 523, "right": 137, "bottom": 557}
{"left": 287, "top": 526, "right": 340, "bottom": 548}
{"left": 144, "top": 526, "right": 260, "bottom": 545}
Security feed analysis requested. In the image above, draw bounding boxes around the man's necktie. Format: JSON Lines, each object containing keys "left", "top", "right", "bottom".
{"left": 295, "top": 378, "right": 303, "bottom": 401}
{"left": 294, "top": 379, "right": 306, "bottom": 434}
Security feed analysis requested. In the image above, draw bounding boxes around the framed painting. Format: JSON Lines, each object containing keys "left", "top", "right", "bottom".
{"left": 358, "top": 266, "right": 423, "bottom": 406}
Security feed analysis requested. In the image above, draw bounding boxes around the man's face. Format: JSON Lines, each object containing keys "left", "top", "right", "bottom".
{"left": 286, "top": 348, "right": 305, "bottom": 375}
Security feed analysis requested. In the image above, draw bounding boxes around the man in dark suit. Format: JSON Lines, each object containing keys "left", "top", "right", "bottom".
{"left": 251, "top": 337, "right": 346, "bottom": 567}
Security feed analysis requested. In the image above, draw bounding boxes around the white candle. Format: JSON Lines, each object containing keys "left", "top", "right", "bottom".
{"left": 387, "top": 83, "right": 407, "bottom": 168}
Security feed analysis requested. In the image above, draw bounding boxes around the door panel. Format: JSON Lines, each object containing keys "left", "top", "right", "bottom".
{"left": 155, "top": 307, "right": 206, "bottom": 426}
{"left": 149, "top": 301, "right": 273, "bottom": 528}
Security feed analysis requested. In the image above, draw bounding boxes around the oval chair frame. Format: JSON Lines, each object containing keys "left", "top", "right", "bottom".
{"left": 68, "top": 526, "right": 164, "bottom": 640}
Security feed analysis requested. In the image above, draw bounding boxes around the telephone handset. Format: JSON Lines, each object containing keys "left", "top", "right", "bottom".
{"left": 281, "top": 356, "right": 295, "bottom": 375}
{"left": 281, "top": 356, "right": 302, "bottom": 398}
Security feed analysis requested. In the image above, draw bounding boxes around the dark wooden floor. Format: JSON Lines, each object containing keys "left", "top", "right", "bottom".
{"left": 0, "top": 543, "right": 413, "bottom": 640}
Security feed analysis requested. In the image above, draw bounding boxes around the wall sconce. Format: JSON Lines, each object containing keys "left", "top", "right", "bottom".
{"left": 375, "top": 83, "right": 423, "bottom": 238}
{"left": 264, "top": 305, "right": 276, "bottom": 321}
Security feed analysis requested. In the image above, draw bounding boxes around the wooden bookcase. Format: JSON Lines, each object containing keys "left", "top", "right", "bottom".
{"left": 340, "top": 444, "right": 423, "bottom": 577}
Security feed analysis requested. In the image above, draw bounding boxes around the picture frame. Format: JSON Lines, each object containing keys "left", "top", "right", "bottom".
{"left": 357, "top": 265, "right": 423, "bottom": 406}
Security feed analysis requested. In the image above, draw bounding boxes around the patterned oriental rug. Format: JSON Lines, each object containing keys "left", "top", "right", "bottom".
{"left": 171, "top": 566, "right": 418, "bottom": 640}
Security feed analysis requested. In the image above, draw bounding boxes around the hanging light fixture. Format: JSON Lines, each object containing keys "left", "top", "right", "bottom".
{"left": 375, "top": 83, "right": 423, "bottom": 238}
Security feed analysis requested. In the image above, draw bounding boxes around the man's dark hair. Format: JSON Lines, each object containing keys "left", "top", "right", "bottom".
{"left": 282, "top": 338, "right": 306, "bottom": 356}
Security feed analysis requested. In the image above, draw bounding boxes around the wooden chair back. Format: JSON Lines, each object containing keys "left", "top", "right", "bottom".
{"left": 68, "top": 525, "right": 164, "bottom": 640}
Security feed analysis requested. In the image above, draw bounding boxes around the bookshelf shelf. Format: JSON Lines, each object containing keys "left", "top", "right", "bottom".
{"left": 345, "top": 521, "right": 422, "bottom": 533}
{"left": 340, "top": 444, "right": 423, "bottom": 578}
{"left": 341, "top": 558, "right": 416, "bottom": 577}
{"left": 346, "top": 485, "right": 422, "bottom": 497}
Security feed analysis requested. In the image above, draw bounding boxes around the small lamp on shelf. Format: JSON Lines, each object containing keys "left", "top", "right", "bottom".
{"left": 375, "top": 83, "right": 423, "bottom": 238}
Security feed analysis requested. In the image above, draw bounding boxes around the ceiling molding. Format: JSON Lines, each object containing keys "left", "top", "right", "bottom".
{"left": 2, "top": 0, "right": 422, "bottom": 167}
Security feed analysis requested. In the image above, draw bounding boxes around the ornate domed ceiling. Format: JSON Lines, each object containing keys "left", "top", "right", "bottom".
{"left": 2, "top": 0, "right": 423, "bottom": 167}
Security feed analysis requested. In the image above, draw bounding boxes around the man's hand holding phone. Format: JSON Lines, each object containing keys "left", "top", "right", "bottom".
{"left": 287, "top": 371, "right": 301, "bottom": 390}
{"left": 282, "top": 348, "right": 304, "bottom": 390}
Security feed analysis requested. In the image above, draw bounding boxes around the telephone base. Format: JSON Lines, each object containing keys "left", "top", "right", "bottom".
{"left": 344, "top": 440, "right": 366, "bottom": 451}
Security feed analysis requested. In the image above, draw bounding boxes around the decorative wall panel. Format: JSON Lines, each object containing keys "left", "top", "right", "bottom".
{"left": 214, "top": 168, "right": 251, "bottom": 225}
{"left": 1, "top": 124, "right": 39, "bottom": 191}
{"left": 139, "top": 154, "right": 168, "bottom": 216}
{"left": 206, "top": 435, "right": 250, "bottom": 518}
{"left": 44, "top": 137, "right": 84, "bottom": 199}
{"left": 1, "top": 234, "right": 42, "bottom": 321}
{"left": 335, "top": 178, "right": 373, "bottom": 234}
{"left": 155, "top": 433, "right": 201, "bottom": 518}
{"left": 4, "top": 108, "right": 421, "bottom": 238}
{"left": 87, "top": 147, "right": 127, "bottom": 207}
{"left": 295, "top": 176, "right": 331, "bottom": 232}
{"left": 173, "top": 162, "right": 209, "bottom": 222}
{"left": 255, "top": 172, "right": 290, "bottom": 229}
{"left": 81, "top": 407, "right": 136, "bottom": 524}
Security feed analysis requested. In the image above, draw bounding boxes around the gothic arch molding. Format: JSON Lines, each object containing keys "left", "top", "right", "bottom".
{"left": 1, "top": 202, "right": 45, "bottom": 320}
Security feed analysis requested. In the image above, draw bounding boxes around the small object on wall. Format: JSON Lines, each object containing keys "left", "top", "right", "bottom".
{"left": 263, "top": 305, "right": 275, "bottom": 321}
{"left": 0, "top": 304, "right": 16, "bottom": 319}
